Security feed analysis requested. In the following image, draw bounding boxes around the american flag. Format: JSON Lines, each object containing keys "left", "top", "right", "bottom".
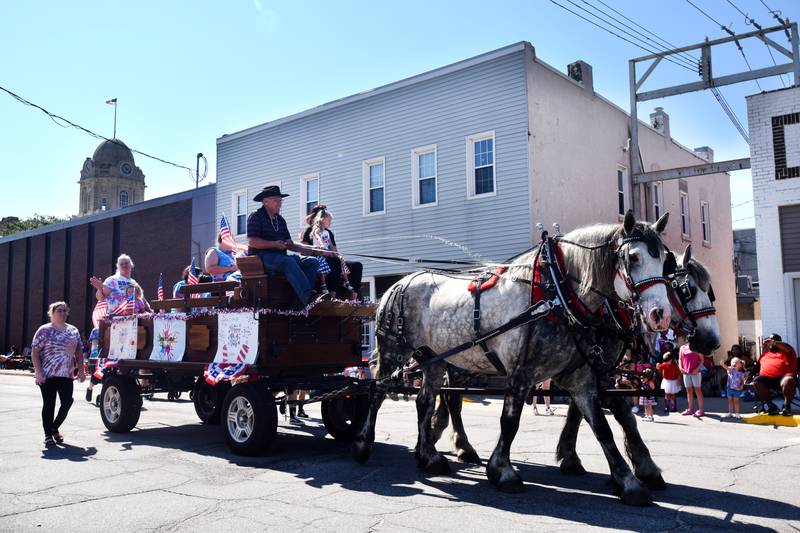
{"left": 105, "top": 98, "right": 117, "bottom": 105}
{"left": 187, "top": 258, "right": 199, "bottom": 286}
{"left": 220, "top": 215, "right": 248, "bottom": 254}
{"left": 111, "top": 292, "right": 135, "bottom": 316}
{"left": 157, "top": 273, "right": 164, "bottom": 301}
{"left": 91, "top": 300, "right": 108, "bottom": 329}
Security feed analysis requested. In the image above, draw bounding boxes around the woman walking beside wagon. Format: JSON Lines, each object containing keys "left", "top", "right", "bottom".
{"left": 31, "top": 301, "right": 85, "bottom": 446}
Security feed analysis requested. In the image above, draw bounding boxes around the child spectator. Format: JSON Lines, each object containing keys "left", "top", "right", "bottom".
{"left": 304, "top": 206, "right": 354, "bottom": 299}
{"left": 656, "top": 351, "right": 680, "bottom": 414}
{"left": 639, "top": 368, "right": 657, "bottom": 421}
{"left": 679, "top": 343, "right": 705, "bottom": 417}
{"left": 720, "top": 356, "right": 747, "bottom": 419}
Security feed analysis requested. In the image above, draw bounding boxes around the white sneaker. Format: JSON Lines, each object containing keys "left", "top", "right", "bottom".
{"left": 734, "top": 413, "right": 742, "bottom": 419}
{"left": 631, "top": 406, "right": 639, "bottom": 414}
{"left": 724, "top": 413, "right": 733, "bottom": 419}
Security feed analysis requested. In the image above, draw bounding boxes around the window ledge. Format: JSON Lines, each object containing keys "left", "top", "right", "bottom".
{"left": 702, "top": 240, "right": 712, "bottom": 248}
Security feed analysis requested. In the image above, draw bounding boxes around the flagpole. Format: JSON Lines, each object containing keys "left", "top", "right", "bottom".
{"left": 113, "top": 101, "right": 117, "bottom": 139}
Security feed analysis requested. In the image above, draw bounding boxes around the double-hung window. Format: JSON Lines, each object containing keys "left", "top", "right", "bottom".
{"left": 466, "top": 131, "right": 495, "bottom": 198}
{"left": 700, "top": 201, "right": 710, "bottom": 243}
{"left": 232, "top": 190, "right": 248, "bottom": 236}
{"left": 617, "top": 166, "right": 628, "bottom": 216}
{"left": 363, "top": 158, "right": 386, "bottom": 215}
{"left": 412, "top": 145, "right": 437, "bottom": 207}
{"left": 652, "top": 182, "right": 662, "bottom": 220}
{"left": 302, "top": 174, "right": 320, "bottom": 215}
{"left": 680, "top": 192, "right": 690, "bottom": 237}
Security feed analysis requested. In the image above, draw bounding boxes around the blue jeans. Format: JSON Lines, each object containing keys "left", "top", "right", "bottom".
{"left": 256, "top": 251, "right": 318, "bottom": 305}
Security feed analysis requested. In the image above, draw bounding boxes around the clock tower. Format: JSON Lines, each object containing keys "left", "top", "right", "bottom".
{"left": 78, "top": 138, "right": 146, "bottom": 216}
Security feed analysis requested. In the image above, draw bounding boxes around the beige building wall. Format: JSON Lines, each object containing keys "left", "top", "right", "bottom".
{"left": 524, "top": 45, "right": 737, "bottom": 361}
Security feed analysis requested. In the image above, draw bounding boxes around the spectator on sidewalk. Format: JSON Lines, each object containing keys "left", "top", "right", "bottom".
{"left": 679, "top": 343, "right": 705, "bottom": 417}
{"left": 753, "top": 334, "right": 797, "bottom": 416}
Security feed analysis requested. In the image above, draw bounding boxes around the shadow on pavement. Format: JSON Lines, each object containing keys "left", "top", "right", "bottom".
{"left": 100, "top": 420, "right": 796, "bottom": 530}
{"left": 41, "top": 443, "right": 98, "bottom": 462}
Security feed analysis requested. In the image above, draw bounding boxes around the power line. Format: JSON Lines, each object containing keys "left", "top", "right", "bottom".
{"left": 731, "top": 199, "right": 753, "bottom": 208}
{"left": 548, "top": 0, "right": 697, "bottom": 72}
{"left": 0, "top": 85, "right": 195, "bottom": 179}
{"left": 710, "top": 87, "right": 750, "bottom": 143}
{"left": 728, "top": 0, "right": 788, "bottom": 87}
{"left": 759, "top": 0, "right": 793, "bottom": 41}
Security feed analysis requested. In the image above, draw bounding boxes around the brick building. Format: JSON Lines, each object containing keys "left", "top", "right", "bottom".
{"left": 747, "top": 86, "right": 800, "bottom": 347}
{"left": 0, "top": 185, "right": 215, "bottom": 351}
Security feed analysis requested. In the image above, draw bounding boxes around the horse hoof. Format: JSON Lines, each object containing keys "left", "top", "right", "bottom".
{"left": 488, "top": 467, "right": 525, "bottom": 493}
{"left": 419, "top": 454, "right": 451, "bottom": 476}
{"left": 559, "top": 458, "right": 587, "bottom": 476}
{"left": 617, "top": 478, "right": 653, "bottom": 506}
{"left": 638, "top": 472, "right": 666, "bottom": 491}
{"left": 456, "top": 448, "right": 482, "bottom": 465}
{"left": 351, "top": 440, "right": 371, "bottom": 464}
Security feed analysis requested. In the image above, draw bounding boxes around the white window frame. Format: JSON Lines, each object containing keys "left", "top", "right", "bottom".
{"left": 652, "top": 181, "right": 663, "bottom": 221}
{"left": 680, "top": 191, "right": 691, "bottom": 238}
{"left": 617, "top": 165, "right": 629, "bottom": 219}
{"left": 231, "top": 189, "right": 248, "bottom": 236}
{"left": 411, "top": 145, "right": 438, "bottom": 209}
{"left": 119, "top": 190, "right": 129, "bottom": 208}
{"left": 466, "top": 131, "right": 496, "bottom": 199}
{"left": 360, "top": 276, "right": 376, "bottom": 358}
{"left": 301, "top": 173, "right": 320, "bottom": 220}
{"left": 362, "top": 157, "right": 386, "bottom": 216}
{"left": 700, "top": 200, "right": 711, "bottom": 244}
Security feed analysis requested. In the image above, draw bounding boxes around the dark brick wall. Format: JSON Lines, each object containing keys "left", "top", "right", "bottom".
{"left": 48, "top": 231, "right": 66, "bottom": 304}
{"left": 118, "top": 200, "right": 192, "bottom": 299}
{"left": 27, "top": 235, "right": 46, "bottom": 341}
{"left": 0, "top": 198, "right": 198, "bottom": 350}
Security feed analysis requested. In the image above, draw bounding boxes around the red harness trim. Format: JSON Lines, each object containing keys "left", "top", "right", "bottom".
{"left": 467, "top": 267, "right": 507, "bottom": 293}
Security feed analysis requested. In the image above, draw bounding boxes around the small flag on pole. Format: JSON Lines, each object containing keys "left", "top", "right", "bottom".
{"left": 219, "top": 215, "right": 248, "bottom": 254}
{"left": 187, "top": 258, "right": 199, "bottom": 286}
{"left": 105, "top": 98, "right": 117, "bottom": 105}
{"left": 91, "top": 300, "right": 108, "bottom": 329}
{"left": 110, "top": 291, "right": 135, "bottom": 316}
{"left": 157, "top": 273, "right": 164, "bottom": 301}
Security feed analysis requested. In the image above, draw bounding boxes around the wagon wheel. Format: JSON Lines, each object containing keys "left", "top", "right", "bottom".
{"left": 221, "top": 383, "right": 277, "bottom": 456}
{"left": 100, "top": 374, "right": 142, "bottom": 433}
{"left": 193, "top": 379, "right": 231, "bottom": 424}
{"left": 321, "top": 394, "right": 369, "bottom": 442}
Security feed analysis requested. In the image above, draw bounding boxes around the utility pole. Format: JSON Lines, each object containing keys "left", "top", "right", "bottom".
{"left": 628, "top": 22, "right": 799, "bottom": 218}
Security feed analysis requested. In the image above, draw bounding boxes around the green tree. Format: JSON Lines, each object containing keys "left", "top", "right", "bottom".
{"left": 0, "top": 214, "right": 71, "bottom": 237}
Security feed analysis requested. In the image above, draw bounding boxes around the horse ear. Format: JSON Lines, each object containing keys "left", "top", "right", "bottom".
{"left": 652, "top": 212, "right": 670, "bottom": 234}
{"left": 663, "top": 251, "right": 677, "bottom": 277}
{"left": 623, "top": 210, "right": 635, "bottom": 235}
{"left": 681, "top": 244, "right": 692, "bottom": 269}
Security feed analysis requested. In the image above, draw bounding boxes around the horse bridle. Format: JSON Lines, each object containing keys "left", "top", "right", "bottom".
{"left": 612, "top": 236, "right": 669, "bottom": 307}
{"left": 666, "top": 265, "right": 717, "bottom": 336}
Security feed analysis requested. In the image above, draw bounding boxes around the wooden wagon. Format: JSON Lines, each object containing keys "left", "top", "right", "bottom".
{"left": 96, "top": 256, "right": 377, "bottom": 455}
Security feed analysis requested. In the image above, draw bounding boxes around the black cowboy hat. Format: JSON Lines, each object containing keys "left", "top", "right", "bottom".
{"left": 253, "top": 185, "right": 290, "bottom": 202}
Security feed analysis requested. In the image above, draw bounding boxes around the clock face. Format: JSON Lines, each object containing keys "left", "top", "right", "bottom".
{"left": 120, "top": 162, "right": 133, "bottom": 176}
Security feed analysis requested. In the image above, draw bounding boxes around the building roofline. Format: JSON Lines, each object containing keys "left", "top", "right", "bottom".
{"left": 216, "top": 42, "right": 529, "bottom": 144}
{"left": 0, "top": 184, "right": 216, "bottom": 245}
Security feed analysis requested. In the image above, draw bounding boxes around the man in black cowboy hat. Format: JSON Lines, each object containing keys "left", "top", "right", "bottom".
{"left": 247, "top": 185, "right": 334, "bottom": 307}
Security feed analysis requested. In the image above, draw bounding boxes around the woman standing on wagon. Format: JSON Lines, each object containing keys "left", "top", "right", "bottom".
{"left": 31, "top": 301, "right": 85, "bottom": 446}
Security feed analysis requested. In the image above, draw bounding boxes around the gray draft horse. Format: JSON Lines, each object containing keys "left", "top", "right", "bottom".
{"left": 555, "top": 244, "right": 721, "bottom": 478}
{"left": 353, "top": 212, "right": 672, "bottom": 505}
{"left": 429, "top": 244, "right": 721, "bottom": 498}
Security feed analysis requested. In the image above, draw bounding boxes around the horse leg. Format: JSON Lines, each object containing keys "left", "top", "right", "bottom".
{"left": 561, "top": 376, "right": 653, "bottom": 506}
{"left": 430, "top": 392, "right": 450, "bottom": 444}
{"left": 555, "top": 399, "right": 588, "bottom": 475}
{"left": 486, "top": 378, "right": 530, "bottom": 493}
{"left": 606, "top": 394, "right": 665, "bottom": 490}
{"left": 352, "top": 350, "right": 396, "bottom": 464}
{"left": 415, "top": 363, "right": 451, "bottom": 475}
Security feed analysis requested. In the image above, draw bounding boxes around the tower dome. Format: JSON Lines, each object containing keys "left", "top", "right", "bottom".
{"left": 78, "top": 138, "right": 146, "bottom": 216}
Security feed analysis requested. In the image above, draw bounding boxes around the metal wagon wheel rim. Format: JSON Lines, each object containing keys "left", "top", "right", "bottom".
{"left": 227, "top": 396, "right": 255, "bottom": 443}
{"left": 104, "top": 386, "right": 122, "bottom": 424}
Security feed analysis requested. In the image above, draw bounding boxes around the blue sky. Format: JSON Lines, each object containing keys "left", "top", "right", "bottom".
{"left": 1, "top": 0, "right": 797, "bottom": 229}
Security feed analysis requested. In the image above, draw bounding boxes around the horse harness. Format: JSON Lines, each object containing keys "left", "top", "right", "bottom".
{"left": 376, "top": 230, "right": 669, "bottom": 376}
{"left": 664, "top": 257, "right": 717, "bottom": 338}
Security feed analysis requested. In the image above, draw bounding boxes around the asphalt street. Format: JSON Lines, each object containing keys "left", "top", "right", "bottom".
{"left": 0, "top": 371, "right": 798, "bottom": 532}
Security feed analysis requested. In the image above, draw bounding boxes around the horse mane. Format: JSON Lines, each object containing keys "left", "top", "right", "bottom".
{"left": 685, "top": 257, "right": 711, "bottom": 292}
{"left": 558, "top": 221, "right": 662, "bottom": 300}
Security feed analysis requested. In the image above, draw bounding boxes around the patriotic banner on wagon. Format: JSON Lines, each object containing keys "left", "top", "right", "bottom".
{"left": 108, "top": 316, "right": 138, "bottom": 359}
{"left": 92, "top": 358, "right": 119, "bottom": 380}
{"left": 205, "top": 311, "right": 258, "bottom": 384}
{"left": 149, "top": 315, "right": 187, "bottom": 362}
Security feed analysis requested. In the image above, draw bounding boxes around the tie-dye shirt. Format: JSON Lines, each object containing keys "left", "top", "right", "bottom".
{"left": 103, "top": 274, "right": 134, "bottom": 312}
{"left": 32, "top": 323, "right": 81, "bottom": 378}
